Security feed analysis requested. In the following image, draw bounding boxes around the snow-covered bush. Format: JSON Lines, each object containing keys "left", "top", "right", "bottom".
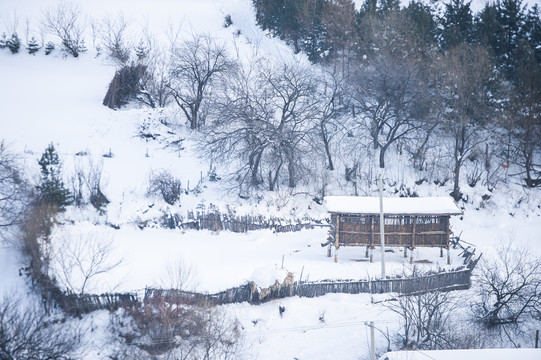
{"left": 147, "top": 170, "right": 182, "bottom": 205}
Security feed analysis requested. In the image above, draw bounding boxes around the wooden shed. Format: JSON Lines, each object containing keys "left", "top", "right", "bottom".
{"left": 324, "top": 196, "right": 462, "bottom": 262}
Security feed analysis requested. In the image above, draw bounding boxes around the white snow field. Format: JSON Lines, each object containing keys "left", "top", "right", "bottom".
{"left": 1, "top": 0, "right": 541, "bottom": 359}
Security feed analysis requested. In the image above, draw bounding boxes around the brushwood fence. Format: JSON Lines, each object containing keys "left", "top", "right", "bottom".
{"left": 44, "top": 261, "right": 477, "bottom": 316}
{"left": 144, "top": 264, "right": 475, "bottom": 306}
{"left": 162, "top": 211, "right": 319, "bottom": 233}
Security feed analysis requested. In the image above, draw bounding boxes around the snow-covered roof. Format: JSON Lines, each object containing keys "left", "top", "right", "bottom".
{"left": 379, "top": 348, "right": 541, "bottom": 360}
{"left": 324, "top": 196, "right": 462, "bottom": 216}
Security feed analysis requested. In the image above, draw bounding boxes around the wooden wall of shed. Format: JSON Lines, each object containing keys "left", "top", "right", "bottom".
{"left": 330, "top": 214, "right": 450, "bottom": 248}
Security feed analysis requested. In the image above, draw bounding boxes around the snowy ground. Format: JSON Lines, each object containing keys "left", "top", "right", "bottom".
{"left": 1, "top": 0, "right": 541, "bottom": 359}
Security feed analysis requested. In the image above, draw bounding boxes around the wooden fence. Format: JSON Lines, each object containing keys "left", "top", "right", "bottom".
{"left": 143, "top": 265, "right": 475, "bottom": 306}
{"left": 162, "top": 211, "right": 318, "bottom": 233}
{"left": 41, "top": 260, "right": 477, "bottom": 316}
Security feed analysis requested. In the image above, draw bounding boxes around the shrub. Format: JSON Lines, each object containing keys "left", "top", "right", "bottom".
{"left": 147, "top": 170, "right": 182, "bottom": 205}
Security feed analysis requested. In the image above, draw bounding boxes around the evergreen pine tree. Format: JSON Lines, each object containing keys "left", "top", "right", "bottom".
{"left": 36, "top": 143, "right": 71, "bottom": 211}
{"left": 498, "top": 0, "right": 526, "bottom": 72}
{"left": 475, "top": 3, "right": 504, "bottom": 56}
{"left": 44, "top": 41, "right": 55, "bottom": 55}
{"left": 405, "top": 1, "right": 438, "bottom": 46}
{"left": 27, "top": 36, "right": 40, "bottom": 55}
{"left": 79, "top": 39, "right": 87, "bottom": 53}
{"left": 6, "top": 33, "right": 20, "bottom": 54}
{"left": 441, "top": 0, "right": 474, "bottom": 50}
{"left": 524, "top": 5, "right": 541, "bottom": 63}
{"left": 379, "top": 0, "right": 400, "bottom": 15}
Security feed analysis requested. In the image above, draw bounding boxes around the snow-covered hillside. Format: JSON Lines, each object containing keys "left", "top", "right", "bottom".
{"left": 1, "top": 0, "right": 541, "bottom": 359}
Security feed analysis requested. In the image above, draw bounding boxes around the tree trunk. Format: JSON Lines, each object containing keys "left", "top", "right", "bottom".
{"left": 452, "top": 154, "right": 462, "bottom": 201}
{"left": 250, "top": 151, "right": 263, "bottom": 186}
{"left": 321, "top": 123, "right": 334, "bottom": 170}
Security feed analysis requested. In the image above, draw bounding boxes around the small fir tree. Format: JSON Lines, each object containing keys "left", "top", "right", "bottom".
{"left": 37, "top": 143, "right": 72, "bottom": 211}
{"left": 134, "top": 39, "right": 147, "bottom": 61}
{"left": 44, "top": 42, "right": 55, "bottom": 55}
{"left": 27, "top": 36, "right": 40, "bottom": 55}
{"left": 79, "top": 39, "right": 87, "bottom": 53}
{"left": 0, "top": 33, "right": 7, "bottom": 49}
{"left": 6, "top": 33, "right": 20, "bottom": 54}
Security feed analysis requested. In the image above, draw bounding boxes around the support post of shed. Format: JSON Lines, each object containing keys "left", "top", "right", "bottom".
{"left": 447, "top": 247, "right": 451, "bottom": 265}
{"left": 370, "top": 216, "right": 374, "bottom": 263}
{"left": 334, "top": 215, "right": 340, "bottom": 263}
{"left": 378, "top": 170, "right": 386, "bottom": 278}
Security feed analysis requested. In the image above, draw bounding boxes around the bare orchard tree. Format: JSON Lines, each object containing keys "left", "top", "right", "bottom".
{"left": 472, "top": 241, "right": 541, "bottom": 330}
{"left": 385, "top": 290, "right": 460, "bottom": 350}
{"left": 437, "top": 44, "right": 496, "bottom": 201}
{"left": 97, "top": 14, "right": 132, "bottom": 66}
{"left": 50, "top": 230, "right": 122, "bottom": 294}
{"left": 0, "top": 141, "right": 29, "bottom": 241}
{"left": 42, "top": 2, "right": 86, "bottom": 57}
{"left": 311, "top": 66, "right": 348, "bottom": 171}
{"left": 350, "top": 12, "right": 432, "bottom": 169}
{"left": 168, "top": 34, "right": 236, "bottom": 130}
{"left": 0, "top": 294, "right": 83, "bottom": 359}
{"left": 203, "top": 59, "right": 319, "bottom": 194}
{"left": 160, "top": 257, "right": 198, "bottom": 291}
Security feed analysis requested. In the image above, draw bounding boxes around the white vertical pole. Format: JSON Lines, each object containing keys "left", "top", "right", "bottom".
{"left": 379, "top": 169, "right": 386, "bottom": 279}
{"left": 370, "top": 321, "right": 376, "bottom": 360}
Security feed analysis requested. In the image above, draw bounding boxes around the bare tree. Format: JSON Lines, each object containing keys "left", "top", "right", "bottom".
{"left": 160, "top": 257, "right": 198, "bottom": 291}
{"left": 0, "top": 294, "right": 83, "bottom": 359}
{"left": 437, "top": 44, "right": 495, "bottom": 201}
{"left": 0, "top": 141, "right": 29, "bottom": 241}
{"left": 137, "top": 29, "right": 173, "bottom": 108}
{"left": 97, "top": 14, "right": 132, "bottom": 65}
{"left": 168, "top": 34, "right": 236, "bottom": 130}
{"left": 350, "top": 12, "right": 432, "bottom": 169}
{"left": 311, "top": 66, "right": 348, "bottom": 171}
{"left": 42, "top": 3, "right": 86, "bottom": 57}
{"left": 50, "top": 230, "right": 122, "bottom": 294}
{"left": 472, "top": 241, "right": 541, "bottom": 329}
{"left": 204, "top": 59, "right": 318, "bottom": 193}
{"left": 385, "top": 290, "right": 459, "bottom": 350}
